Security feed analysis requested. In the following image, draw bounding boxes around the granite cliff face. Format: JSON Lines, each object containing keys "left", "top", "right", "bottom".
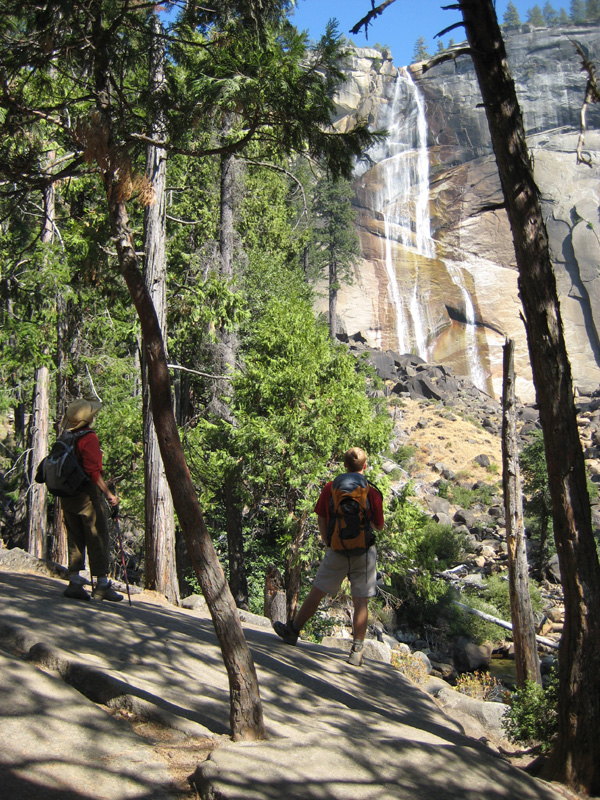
{"left": 324, "top": 25, "right": 600, "bottom": 400}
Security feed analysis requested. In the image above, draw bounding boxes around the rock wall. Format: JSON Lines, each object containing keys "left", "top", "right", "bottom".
{"left": 322, "top": 25, "right": 600, "bottom": 401}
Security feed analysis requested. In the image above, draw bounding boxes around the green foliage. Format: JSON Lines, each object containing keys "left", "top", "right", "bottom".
{"left": 483, "top": 573, "right": 543, "bottom": 618}
{"left": 447, "top": 597, "right": 506, "bottom": 645}
{"left": 437, "top": 480, "right": 498, "bottom": 509}
{"left": 449, "top": 574, "right": 542, "bottom": 645}
{"left": 390, "top": 445, "right": 416, "bottom": 468}
{"left": 412, "top": 36, "right": 431, "bottom": 63}
{"left": 520, "top": 430, "right": 554, "bottom": 564}
{"left": 570, "top": 0, "right": 587, "bottom": 22}
{"left": 455, "top": 670, "right": 504, "bottom": 701}
{"left": 527, "top": 4, "right": 546, "bottom": 25}
{"left": 380, "top": 485, "right": 465, "bottom": 625}
{"left": 543, "top": 1, "right": 560, "bottom": 24}
{"left": 391, "top": 650, "right": 429, "bottom": 684}
{"left": 586, "top": 0, "right": 600, "bottom": 21}
{"left": 308, "top": 175, "right": 359, "bottom": 287}
{"left": 503, "top": 1, "right": 522, "bottom": 25}
{"left": 503, "top": 668, "right": 559, "bottom": 751}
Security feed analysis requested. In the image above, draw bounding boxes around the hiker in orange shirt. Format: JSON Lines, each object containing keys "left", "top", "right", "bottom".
{"left": 274, "top": 447, "right": 383, "bottom": 666}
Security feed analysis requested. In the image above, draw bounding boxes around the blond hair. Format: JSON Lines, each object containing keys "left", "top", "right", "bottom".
{"left": 343, "top": 447, "right": 367, "bottom": 473}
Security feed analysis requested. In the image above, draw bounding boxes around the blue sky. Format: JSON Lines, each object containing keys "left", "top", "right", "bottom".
{"left": 289, "top": 0, "right": 568, "bottom": 67}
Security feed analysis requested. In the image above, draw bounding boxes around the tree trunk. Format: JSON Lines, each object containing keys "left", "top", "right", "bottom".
{"left": 50, "top": 288, "right": 69, "bottom": 566}
{"left": 22, "top": 175, "right": 53, "bottom": 556}
{"left": 213, "top": 137, "right": 249, "bottom": 608}
{"left": 224, "top": 467, "right": 249, "bottom": 609}
{"left": 26, "top": 366, "right": 50, "bottom": 559}
{"left": 459, "top": 2, "right": 600, "bottom": 792}
{"left": 110, "top": 196, "right": 265, "bottom": 741}
{"left": 142, "top": 13, "right": 179, "bottom": 605}
{"left": 284, "top": 512, "right": 309, "bottom": 619}
{"left": 329, "top": 257, "right": 338, "bottom": 340}
{"left": 501, "top": 339, "right": 541, "bottom": 687}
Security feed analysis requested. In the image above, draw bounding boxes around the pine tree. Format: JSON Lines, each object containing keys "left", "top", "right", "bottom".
{"left": 412, "top": 36, "right": 431, "bottom": 62}
{"left": 559, "top": 7, "right": 571, "bottom": 23}
{"left": 543, "top": 1, "right": 559, "bottom": 24}
{"left": 570, "top": 0, "right": 587, "bottom": 22}
{"left": 504, "top": 1, "right": 522, "bottom": 26}
{"left": 527, "top": 4, "right": 546, "bottom": 25}
{"left": 586, "top": 0, "right": 600, "bottom": 20}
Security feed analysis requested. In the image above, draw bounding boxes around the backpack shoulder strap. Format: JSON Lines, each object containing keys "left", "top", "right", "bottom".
{"left": 367, "top": 480, "right": 383, "bottom": 501}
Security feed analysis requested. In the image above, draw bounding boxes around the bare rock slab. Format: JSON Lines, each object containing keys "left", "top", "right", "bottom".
{"left": 196, "top": 732, "right": 563, "bottom": 800}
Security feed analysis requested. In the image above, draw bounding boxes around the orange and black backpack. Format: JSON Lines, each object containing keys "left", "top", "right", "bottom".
{"left": 327, "top": 472, "right": 379, "bottom": 554}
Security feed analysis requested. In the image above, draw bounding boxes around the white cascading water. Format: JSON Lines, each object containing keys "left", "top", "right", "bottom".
{"left": 368, "top": 69, "right": 435, "bottom": 358}
{"left": 445, "top": 260, "right": 488, "bottom": 391}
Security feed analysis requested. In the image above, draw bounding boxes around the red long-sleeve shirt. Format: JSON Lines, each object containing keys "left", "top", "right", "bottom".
{"left": 75, "top": 429, "right": 103, "bottom": 484}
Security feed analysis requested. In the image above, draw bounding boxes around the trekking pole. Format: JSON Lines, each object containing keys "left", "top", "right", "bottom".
{"left": 111, "top": 504, "right": 132, "bottom": 606}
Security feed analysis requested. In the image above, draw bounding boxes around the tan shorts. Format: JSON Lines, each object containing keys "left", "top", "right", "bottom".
{"left": 312, "top": 546, "right": 377, "bottom": 598}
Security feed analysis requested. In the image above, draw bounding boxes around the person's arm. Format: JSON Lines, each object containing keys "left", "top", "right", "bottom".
{"left": 369, "top": 486, "right": 384, "bottom": 531}
{"left": 317, "top": 515, "right": 329, "bottom": 545}
{"left": 78, "top": 431, "right": 118, "bottom": 507}
{"left": 96, "top": 474, "right": 119, "bottom": 507}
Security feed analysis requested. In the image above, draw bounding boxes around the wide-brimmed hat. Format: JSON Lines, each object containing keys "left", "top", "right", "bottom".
{"left": 63, "top": 399, "right": 102, "bottom": 432}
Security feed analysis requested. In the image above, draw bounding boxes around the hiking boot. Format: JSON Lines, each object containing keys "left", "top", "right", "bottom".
{"left": 63, "top": 583, "right": 91, "bottom": 601}
{"left": 92, "top": 582, "right": 123, "bottom": 602}
{"left": 348, "top": 645, "right": 364, "bottom": 667}
{"left": 273, "top": 620, "right": 299, "bottom": 646}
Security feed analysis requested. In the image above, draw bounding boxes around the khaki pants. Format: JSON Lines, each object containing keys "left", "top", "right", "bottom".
{"left": 60, "top": 484, "right": 109, "bottom": 576}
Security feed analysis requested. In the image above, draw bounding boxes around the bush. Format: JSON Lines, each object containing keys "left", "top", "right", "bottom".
{"left": 455, "top": 670, "right": 504, "bottom": 701}
{"left": 391, "top": 650, "right": 429, "bottom": 684}
{"left": 503, "top": 668, "right": 558, "bottom": 751}
{"left": 484, "top": 573, "right": 543, "bottom": 618}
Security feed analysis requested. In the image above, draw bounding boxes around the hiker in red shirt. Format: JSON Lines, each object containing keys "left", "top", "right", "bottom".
{"left": 274, "top": 447, "right": 384, "bottom": 666}
{"left": 60, "top": 399, "right": 123, "bottom": 602}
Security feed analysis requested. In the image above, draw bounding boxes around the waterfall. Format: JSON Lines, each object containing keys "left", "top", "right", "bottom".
{"left": 445, "top": 260, "right": 487, "bottom": 392}
{"left": 368, "top": 69, "right": 435, "bottom": 357}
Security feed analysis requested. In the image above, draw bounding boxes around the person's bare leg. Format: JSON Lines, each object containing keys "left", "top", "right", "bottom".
{"left": 293, "top": 586, "right": 326, "bottom": 630}
{"left": 352, "top": 596, "right": 369, "bottom": 640}
{"left": 348, "top": 596, "right": 369, "bottom": 666}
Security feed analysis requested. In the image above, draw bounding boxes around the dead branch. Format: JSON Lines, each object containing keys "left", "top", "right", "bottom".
{"left": 350, "top": 0, "right": 398, "bottom": 38}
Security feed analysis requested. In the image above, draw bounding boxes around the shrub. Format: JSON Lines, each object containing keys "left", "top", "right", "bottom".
{"left": 391, "top": 444, "right": 416, "bottom": 467}
{"left": 484, "top": 573, "right": 543, "bottom": 618}
{"left": 503, "top": 669, "right": 558, "bottom": 751}
{"left": 391, "top": 650, "right": 429, "bottom": 684}
{"left": 455, "top": 670, "right": 504, "bottom": 701}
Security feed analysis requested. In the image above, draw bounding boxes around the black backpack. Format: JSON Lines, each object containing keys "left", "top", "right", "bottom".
{"left": 327, "top": 472, "right": 378, "bottom": 554}
{"left": 35, "top": 429, "right": 92, "bottom": 497}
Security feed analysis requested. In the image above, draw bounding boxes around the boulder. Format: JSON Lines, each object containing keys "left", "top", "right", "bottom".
{"left": 423, "top": 677, "right": 508, "bottom": 742}
{"left": 320, "top": 636, "right": 392, "bottom": 664}
{"left": 181, "top": 593, "right": 208, "bottom": 612}
{"left": 453, "top": 638, "right": 493, "bottom": 672}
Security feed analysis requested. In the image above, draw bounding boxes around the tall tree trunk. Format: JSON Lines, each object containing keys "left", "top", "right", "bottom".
{"left": 110, "top": 195, "right": 265, "bottom": 741}
{"left": 50, "top": 286, "right": 69, "bottom": 567}
{"left": 26, "top": 366, "right": 49, "bottom": 559}
{"left": 284, "top": 512, "right": 309, "bottom": 619}
{"left": 223, "top": 465, "right": 248, "bottom": 609}
{"left": 329, "top": 256, "right": 338, "bottom": 339}
{"left": 212, "top": 138, "right": 249, "bottom": 609}
{"left": 19, "top": 179, "right": 53, "bottom": 554}
{"left": 142, "top": 14, "right": 178, "bottom": 605}
{"left": 502, "top": 339, "right": 541, "bottom": 687}
{"left": 459, "top": 2, "right": 600, "bottom": 792}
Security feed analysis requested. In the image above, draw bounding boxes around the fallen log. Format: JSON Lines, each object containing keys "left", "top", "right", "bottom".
{"left": 454, "top": 601, "right": 559, "bottom": 650}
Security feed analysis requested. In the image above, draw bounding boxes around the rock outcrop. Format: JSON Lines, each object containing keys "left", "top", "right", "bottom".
{"left": 322, "top": 26, "right": 600, "bottom": 401}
